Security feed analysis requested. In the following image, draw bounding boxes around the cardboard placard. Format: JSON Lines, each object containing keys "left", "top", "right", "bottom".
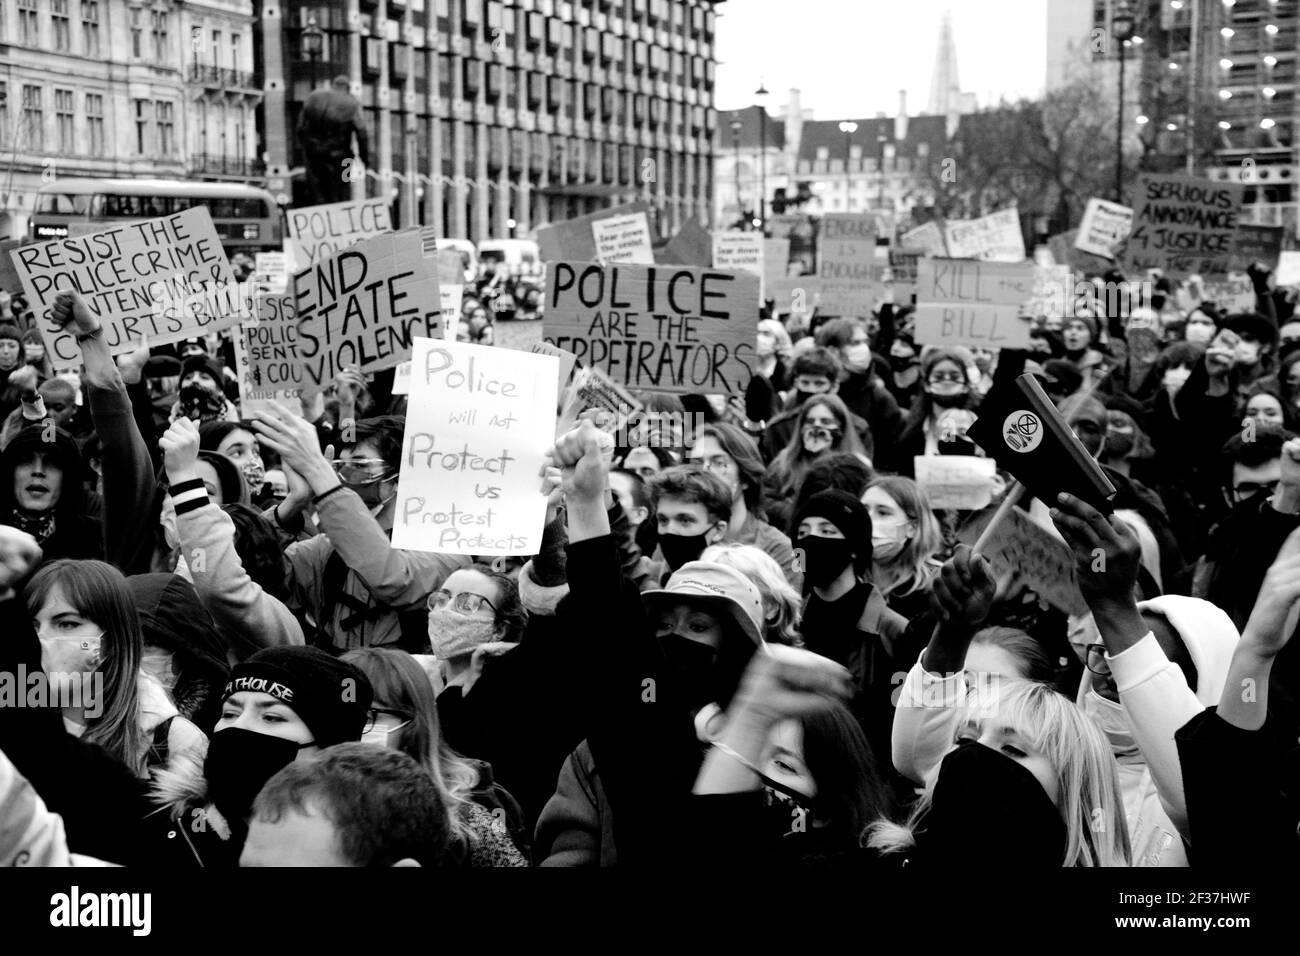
{"left": 1121, "top": 174, "right": 1245, "bottom": 278}
{"left": 914, "top": 258, "right": 1037, "bottom": 349}
{"left": 592, "top": 212, "right": 655, "bottom": 265}
{"left": 1075, "top": 199, "right": 1133, "bottom": 259}
{"left": 914, "top": 455, "right": 997, "bottom": 510}
{"left": 901, "top": 221, "right": 948, "bottom": 258}
{"left": 537, "top": 201, "right": 654, "bottom": 263}
{"left": 0, "top": 239, "right": 24, "bottom": 294}
{"left": 942, "top": 208, "right": 1025, "bottom": 262}
{"left": 530, "top": 340, "right": 578, "bottom": 390}
{"left": 713, "top": 231, "right": 764, "bottom": 303}
{"left": 959, "top": 505, "right": 1088, "bottom": 616}
{"left": 1199, "top": 272, "right": 1255, "bottom": 314}
{"left": 819, "top": 214, "right": 877, "bottom": 280}
{"left": 9, "top": 207, "right": 240, "bottom": 370}
{"left": 574, "top": 365, "right": 643, "bottom": 431}
{"left": 242, "top": 292, "right": 303, "bottom": 396}
{"left": 391, "top": 339, "right": 558, "bottom": 556}
{"left": 293, "top": 227, "right": 442, "bottom": 387}
{"left": 542, "top": 261, "right": 760, "bottom": 395}
{"left": 1230, "top": 223, "right": 1284, "bottom": 272}
{"left": 285, "top": 198, "right": 393, "bottom": 266}
{"left": 656, "top": 217, "right": 714, "bottom": 268}
{"left": 763, "top": 238, "right": 791, "bottom": 288}
{"left": 1277, "top": 250, "right": 1300, "bottom": 287}
{"left": 438, "top": 249, "right": 464, "bottom": 342}
{"left": 1024, "top": 265, "right": 1073, "bottom": 322}
{"left": 255, "top": 251, "right": 288, "bottom": 278}
{"left": 1048, "top": 229, "right": 1114, "bottom": 277}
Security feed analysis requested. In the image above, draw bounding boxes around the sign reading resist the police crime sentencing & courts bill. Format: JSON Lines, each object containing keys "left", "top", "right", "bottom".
{"left": 285, "top": 198, "right": 393, "bottom": 266}
{"left": 240, "top": 293, "right": 304, "bottom": 414}
{"left": 542, "top": 261, "right": 760, "bottom": 395}
{"left": 914, "top": 257, "right": 1037, "bottom": 349}
{"left": 391, "top": 338, "right": 558, "bottom": 556}
{"left": 9, "top": 207, "right": 240, "bottom": 370}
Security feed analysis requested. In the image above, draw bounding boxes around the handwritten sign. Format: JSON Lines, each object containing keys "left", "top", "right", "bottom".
{"left": 943, "top": 209, "right": 1025, "bottom": 262}
{"left": 438, "top": 249, "right": 464, "bottom": 341}
{"left": 285, "top": 198, "right": 393, "bottom": 266}
{"left": 713, "top": 231, "right": 764, "bottom": 303}
{"left": 238, "top": 292, "right": 304, "bottom": 415}
{"left": 592, "top": 212, "right": 655, "bottom": 265}
{"left": 1199, "top": 272, "right": 1255, "bottom": 314}
{"left": 820, "top": 214, "right": 877, "bottom": 279}
{"left": 9, "top": 207, "right": 239, "bottom": 370}
{"left": 914, "top": 258, "right": 1036, "bottom": 349}
{"left": 914, "top": 455, "right": 997, "bottom": 510}
{"left": 1075, "top": 199, "right": 1133, "bottom": 259}
{"left": 763, "top": 238, "right": 791, "bottom": 289}
{"left": 1122, "top": 174, "right": 1244, "bottom": 278}
{"left": 391, "top": 339, "right": 557, "bottom": 556}
{"left": 901, "top": 222, "right": 948, "bottom": 258}
{"left": 0, "top": 239, "right": 24, "bottom": 293}
{"left": 573, "top": 365, "right": 642, "bottom": 433}
{"left": 1230, "top": 223, "right": 1284, "bottom": 272}
{"left": 542, "top": 261, "right": 760, "bottom": 394}
{"left": 537, "top": 201, "right": 654, "bottom": 263}
{"left": 293, "top": 227, "right": 442, "bottom": 387}
{"left": 1024, "top": 265, "right": 1073, "bottom": 322}
{"left": 1278, "top": 251, "right": 1300, "bottom": 287}
{"left": 959, "top": 505, "right": 1088, "bottom": 615}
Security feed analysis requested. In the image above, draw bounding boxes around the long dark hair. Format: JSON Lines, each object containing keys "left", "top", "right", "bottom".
{"left": 798, "top": 700, "right": 891, "bottom": 846}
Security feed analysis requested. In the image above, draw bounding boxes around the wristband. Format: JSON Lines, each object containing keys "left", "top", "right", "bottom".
{"left": 75, "top": 327, "right": 104, "bottom": 343}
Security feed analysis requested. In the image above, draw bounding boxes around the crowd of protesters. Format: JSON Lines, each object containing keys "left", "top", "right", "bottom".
{"left": 2, "top": 244, "right": 1300, "bottom": 870}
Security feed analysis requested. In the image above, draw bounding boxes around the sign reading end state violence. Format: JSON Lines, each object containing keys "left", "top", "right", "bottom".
{"left": 914, "top": 257, "right": 1036, "bottom": 349}
{"left": 542, "top": 261, "right": 760, "bottom": 395}
{"left": 9, "top": 207, "right": 239, "bottom": 370}
{"left": 392, "top": 339, "right": 558, "bottom": 556}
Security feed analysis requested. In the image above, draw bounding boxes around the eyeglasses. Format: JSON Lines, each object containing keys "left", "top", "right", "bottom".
{"left": 361, "top": 706, "right": 411, "bottom": 735}
{"left": 1084, "top": 644, "right": 1111, "bottom": 676}
{"left": 332, "top": 458, "right": 390, "bottom": 482}
{"left": 427, "top": 590, "right": 497, "bottom": 615}
{"left": 928, "top": 372, "right": 965, "bottom": 385}
{"left": 688, "top": 454, "right": 733, "bottom": 473}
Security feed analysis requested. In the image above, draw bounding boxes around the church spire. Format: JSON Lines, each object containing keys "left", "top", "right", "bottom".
{"left": 927, "top": 10, "right": 961, "bottom": 117}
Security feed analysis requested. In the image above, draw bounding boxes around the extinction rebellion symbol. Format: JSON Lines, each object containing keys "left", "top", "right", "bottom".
{"left": 1002, "top": 410, "right": 1042, "bottom": 453}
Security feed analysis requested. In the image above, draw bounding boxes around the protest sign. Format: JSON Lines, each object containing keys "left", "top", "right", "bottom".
{"left": 493, "top": 319, "right": 545, "bottom": 351}
{"left": 238, "top": 292, "right": 304, "bottom": 415}
{"left": 0, "top": 239, "right": 24, "bottom": 293}
{"left": 763, "top": 238, "right": 791, "bottom": 289}
{"left": 1277, "top": 251, "right": 1300, "bottom": 287}
{"left": 438, "top": 249, "right": 464, "bottom": 341}
{"left": 572, "top": 365, "right": 642, "bottom": 433}
{"left": 542, "top": 261, "right": 760, "bottom": 395}
{"left": 914, "top": 258, "right": 1037, "bottom": 349}
{"left": 592, "top": 212, "right": 655, "bottom": 265}
{"left": 1075, "top": 199, "right": 1133, "bottom": 259}
{"left": 958, "top": 505, "right": 1088, "bottom": 615}
{"left": 819, "top": 214, "right": 877, "bottom": 280}
{"left": 391, "top": 339, "right": 558, "bottom": 556}
{"left": 530, "top": 340, "right": 578, "bottom": 390}
{"left": 293, "top": 227, "right": 442, "bottom": 387}
{"left": 1199, "top": 272, "right": 1255, "bottom": 314}
{"left": 285, "top": 198, "right": 392, "bottom": 266}
{"left": 9, "top": 207, "right": 240, "bottom": 369}
{"left": 255, "top": 251, "right": 288, "bottom": 279}
{"left": 1122, "top": 174, "right": 1244, "bottom": 278}
{"left": 914, "top": 455, "right": 998, "bottom": 511}
{"left": 1230, "top": 223, "right": 1284, "bottom": 272}
{"left": 657, "top": 217, "right": 714, "bottom": 268}
{"left": 537, "top": 201, "right": 654, "bottom": 263}
{"left": 713, "top": 231, "right": 764, "bottom": 303}
{"left": 901, "top": 221, "right": 948, "bottom": 258}
{"left": 943, "top": 209, "right": 1025, "bottom": 262}
{"left": 1024, "top": 265, "right": 1073, "bottom": 322}
{"left": 392, "top": 361, "right": 413, "bottom": 395}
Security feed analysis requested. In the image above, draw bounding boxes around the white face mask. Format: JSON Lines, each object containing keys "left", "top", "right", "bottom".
{"left": 1184, "top": 323, "right": 1214, "bottom": 346}
{"left": 843, "top": 343, "right": 871, "bottom": 372}
{"left": 360, "top": 720, "right": 410, "bottom": 749}
{"left": 1162, "top": 367, "right": 1192, "bottom": 395}
{"left": 870, "top": 517, "right": 912, "bottom": 561}
{"left": 1083, "top": 688, "right": 1140, "bottom": 759}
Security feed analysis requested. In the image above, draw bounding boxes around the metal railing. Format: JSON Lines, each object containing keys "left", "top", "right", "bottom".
{"left": 188, "top": 154, "right": 266, "bottom": 177}
{"left": 187, "top": 64, "right": 262, "bottom": 90}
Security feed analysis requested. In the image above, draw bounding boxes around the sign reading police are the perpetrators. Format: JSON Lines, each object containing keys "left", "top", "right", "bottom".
{"left": 294, "top": 227, "right": 442, "bottom": 387}
{"left": 914, "top": 258, "right": 1037, "bottom": 349}
{"left": 1122, "top": 174, "right": 1245, "bottom": 278}
{"left": 943, "top": 208, "right": 1025, "bottom": 262}
{"left": 592, "top": 212, "right": 655, "bottom": 265}
{"left": 542, "top": 261, "right": 760, "bottom": 395}
{"left": 391, "top": 338, "right": 558, "bottom": 556}
{"left": 286, "top": 198, "right": 393, "bottom": 266}
{"left": 1075, "top": 199, "right": 1134, "bottom": 259}
{"left": 9, "top": 207, "right": 239, "bottom": 370}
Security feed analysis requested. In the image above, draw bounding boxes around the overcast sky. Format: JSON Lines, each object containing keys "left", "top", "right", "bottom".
{"left": 714, "top": 0, "right": 1049, "bottom": 120}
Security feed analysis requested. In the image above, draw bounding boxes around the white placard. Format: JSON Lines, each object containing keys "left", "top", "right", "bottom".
{"left": 591, "top": 212, "right": 655, "bottom": 265}
{"left": 1075, "top": 199, "right": 1134, "bottom": 260}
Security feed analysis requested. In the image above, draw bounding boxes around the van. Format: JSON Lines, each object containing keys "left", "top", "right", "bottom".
{"left": 439, "top": 238, "right": 478, "bottom": 284}
{"left": 477, "top": 238, "right": 542, "bottom": 278}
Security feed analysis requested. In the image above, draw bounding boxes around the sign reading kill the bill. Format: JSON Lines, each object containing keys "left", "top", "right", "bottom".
{"left": 9, "top": 207, "right": 239, "bottom": 370}
{"left": 293, "top": 227, "right": 442, "bottom": 387}
{"left": 1122, "top": 174, "right": 1245, "bottom": 278}
{"left": 285, "top": 198, "right": 393, "bottom": 266}
{"left": 914, "top": 257, "right": 1037, "bottom": 349}
{"left": 542, "top": 261, "right": 760, "bottom": 395}
{"left": 392, "top": 338, "right": 558, "bottom": 557}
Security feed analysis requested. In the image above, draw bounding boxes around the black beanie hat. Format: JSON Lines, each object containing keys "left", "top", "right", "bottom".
{"left": 794, "top": 489, "right": 873, "bottom": 574}
{"left": 182, "top": 354, "right": 225, "bottom": 388}
{"left": 0, "top": 323, "right": 22, "bottom": 345}
{"left": 223, "top": 647, "right": 373, "bottom": 748}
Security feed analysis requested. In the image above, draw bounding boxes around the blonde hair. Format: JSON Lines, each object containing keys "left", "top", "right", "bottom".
{"left": 865, "top": 681, "right": 1132, "bottom": 867}
{"left": 758, "top": 319, "right": 794, "bottom": 362}
{"left": 864, "top": 476, "right": 943, "bottom": 598}
{"left": 701, "top": 543, "right": 802, "bottom": 645}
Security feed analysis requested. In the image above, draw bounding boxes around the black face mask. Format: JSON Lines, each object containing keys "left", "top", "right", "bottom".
{"left": 794, "top": 388, "right": 826, "bottom": 407}
{"left": 659, "top": 634, "right": 719, "bottom": 710}
{"left": 938, "top": 437, "right": 978, "bottom": 456}
{"left": 1105, "top": 431, "right": 1135, "bottom": 460}
{"left": 796, "top": 535, "right": 855, "bottom": 588}
{"left": 927, "top": 388, "right": 969, "bottom": 409}
{"left": 890, "top": 355, "right": 920, "bottom": 373}
{"left": 204, "top": 727, "right": 313, "bottom": 821}
{"left": 659, "top": 531, "right": 712, "bottom": 572}
{"left": 179, "top": 384, "right": 225, "bottom": 422}
{"left": 915, "top": 741, "right": 1066, "bottom": 867}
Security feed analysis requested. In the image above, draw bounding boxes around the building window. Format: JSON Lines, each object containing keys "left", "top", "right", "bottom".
{"left": 18, "top": 0, "right": 39, "bottom": 46}
{"left": 134, "top": 98, "right": 150, "bottom": 154}
{"left": 152, "top": 9, "right": 169, "bottom": 63}
{"left": 81, "top": 1, "right": 101, "bottom": 56}
{"left": 85, "top": 93, "right": 104, "bottom": 153}
{"left": 231, "top": 33, "right": 241, "bottom": 71}
{"left": 130, "top": 7, "right": 143, "bottom": 57}
{"left": 52, "top": 0, "right": 71, "bottom": 51}
{"left": 156, "top": 101, "right": 174, "bottom": 154}
{"left": 212, "top": 30, "right": 222, "bottom": 67}
{"left": 23, "top": 86, "right": 44, "bottom": 151}
{"left": 235, "top": 104, "right": 246, "bottom": 159}
{"left": 195, "top": 100, "right": 207, "bottom": 156}
{"left": 0, "top": 84, "right": 8, "bottom": 148}
{"left": 55, "top": 89, "right": 74, "bottom": 153}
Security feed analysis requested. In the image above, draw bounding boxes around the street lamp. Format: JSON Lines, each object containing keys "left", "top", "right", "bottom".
{"left": 731, "top": 116, "right": 744, "bottom": 226}
{"left": 837, "top": 121, "right": 857, "bottom": 211}
{"left": 1112, "top": 0, "right": 1135, "bottom": 203}
{"left": 755, "top": 81, "right": 768, "bottom": 233}
{"left": 301, "top": 17, "right": 324, "bottom": 93}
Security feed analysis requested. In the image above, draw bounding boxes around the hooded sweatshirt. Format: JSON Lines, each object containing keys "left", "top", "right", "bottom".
{"left": 1093, "top": 594, "right": 1239, "bottom": 866}
{"left": 0, "top": 425, "right": 103, "bottom": 561}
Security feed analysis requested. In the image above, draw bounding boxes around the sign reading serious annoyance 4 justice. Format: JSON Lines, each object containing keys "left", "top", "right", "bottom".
{"left": 542, "top": 261, "right": 760, "bottom": 395}
{"left": 391, "top": 339, "right": 558, "bottom": 556}
{"left": 1121, "top": 174, "right": 1245, "bottom": 278}
{"left": 9, "top": 207, "right": 240, "bottom": 370}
